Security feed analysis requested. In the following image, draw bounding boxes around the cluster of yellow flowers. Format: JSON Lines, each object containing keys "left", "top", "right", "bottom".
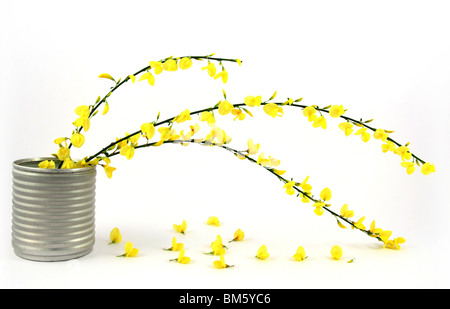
{"left": 109, "top": 220, "right": 354, "bottom": 267}
{"left": 38, "top": 53, "right": 436, "bottom": 251}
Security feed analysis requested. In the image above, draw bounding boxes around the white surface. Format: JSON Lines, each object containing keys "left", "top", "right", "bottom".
{"left": 1, "top": 0, "right": 449, "bottom": 289}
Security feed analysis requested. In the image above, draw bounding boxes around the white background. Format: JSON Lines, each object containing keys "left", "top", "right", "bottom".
{"left": 1, "top": 0, "right": 449, "bottom": 289}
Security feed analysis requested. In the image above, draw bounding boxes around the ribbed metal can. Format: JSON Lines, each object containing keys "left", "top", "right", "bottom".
{"left": 12, "top": 157, "right": 96, "bottom": 262}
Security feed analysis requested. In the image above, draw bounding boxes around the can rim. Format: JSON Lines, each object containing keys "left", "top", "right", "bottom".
{"left": 13, "top": 157, "right": 97, "bottom": 174}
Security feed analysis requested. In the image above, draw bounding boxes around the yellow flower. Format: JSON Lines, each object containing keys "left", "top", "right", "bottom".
{"left": 256, "top": 245, "right": 270, "bottom": 260}
{"left": 273, "top": 169, "right": 286, "bottom": 175}
{"left": 283, "top": 181, "right": 296, "bottom": 195}
{"left": 179, "top": 57, "right": 193, "bottom": 70}
{"left": 140, "top": 122, "right": 155, "bottom": 140}
{"left": 98, "top": 73, "right": 115, "bottom": 81}
{"left": 57, "top": 146, "right": 70, "bottom": 161}
{"left": 174, "top": 109, "right": 192, "bottom": 124}
{"left": 75, "top": 105, "right": 90, "bottom": 118}
{"left": 383, "top": 237, "right": 406, "bottom": 250}
{"left": 355, "top": 127, "right": 370, "bottom": 142}
{"left": 352, "top": 216, "right": 366, "bottom": 230}
{"left": 71, "top": 133, "right": 85, "bottom": 148}
{"left": 174, "top": 248, "right": 191, "bottom": 264}
{"left": 247, "top": 139, "right": 260, "bottom": 155}
{"left": 381, "top": 141, "right": 396, "bottom": 153}
{"left": 257, "top": 153, "right": 280, "bottom": 167}
{"left": 109, "top": 227, "right": 122, "bottom": 244}
{"left": 299, "top": 176, "right": 312, "bottom": 203}
{"left": 302, "top": 106, "right": 317, "bottom": 122}
{"left": 199, "top": 111, "right": 216, "bottom": 126}
{"left": 38, "top": 160, "right": 56, "bottom": 169}
{"left": 207, "top": 216, "right": 220, "bottom": 226}
{"left": 166, "top": 237, "right": 184, "bottom": 251}
{"left": 320, "top": 187, "right": 332, "bottom": 201}
{"left": 202, "top": 62, "right": 216, "bottom": 77}
{"left": 119, "top": 241, "right": 139, "bottom": 257}
{"left": 313, "top": 202, "right": 325, "bottom": 216}
{"left": 293, "top": 246, "right": 306, "bottom": 261}
{"left": 231, "top": 109, "right": 245, "bottom": 121}
{"left": 231, "top": 228, "right": 245, "bottom": 242}
{"left": 61, "top": 158, "right": 76, "bottom": 169}
{"left": 218, "top": 100, "right": 234, "bottom": 115}
{"left": 393, "top": 146, "right": 412, "bottom": 161}
{"left": 244, "top": 95, "right": 262, "bottom": 107}
{"left": 214, "top": 69, "right": 228, "bottom": 83}
{"left": 373, "top": 129, "right": 389, "bottom": 142}
{"left": 331, "top": 245, "right": 343, "bottom": 260}
{"left": 263, "top": 103, "right": 283, "bottom": 118}
{"left": 120, "top": 144, "right": 135, "bottom": 160}
{"left": 338, "top": 122, "right": 353, "bottom": 136}
{"left": 210, "top": 235, "right": 226, "bottom": 255}
{"left": 73, "top": 105, "right": 91, "bottom": 131}
{"left": 329, "top": 105, "right": 345, "bottom": 118}
{"left": 369, "top": 220, "right": 383, "bottom": 237}
{"left": 173, "top": 220, "right": 187, "bottom": 234}
{"left": 103, "top": 164, "right": 116, "bottom": 179}
{"left": 312, "top": 116, "right": 327, "bottom": 129}
{"left": 401, "top": 161, "right": 415, "bottom": 175}
{"left": 138, "top": 71, "right": 155, "bottom": 86}
{"left": 128, "top": 75, "right": 135, "bottom": 83}
{"left": 149, "top": 61, "right": 164, "bottom": 74}
{"left": 102, "top": 102, "right": 109, "bottom": 115}
{"left": 340, "top": 204, "right": 354, "bottom": 218}
{"left": 421, "top": 162, "right": 436, "bottom": 175}
{"left": 213, "top": 254, "right": 233, "bottom": 269}
{"left": 163, "top": 58, "right": 178, "bottom": 72}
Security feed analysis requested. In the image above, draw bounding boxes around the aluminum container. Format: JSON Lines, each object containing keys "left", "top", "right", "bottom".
{"left": 12, "top": 157, "right": 96, "bottom": 262}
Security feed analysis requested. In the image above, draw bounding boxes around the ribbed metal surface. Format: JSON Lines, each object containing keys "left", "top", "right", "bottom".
{"left": 12, "top": 157, "right": 96, "bottom": 262}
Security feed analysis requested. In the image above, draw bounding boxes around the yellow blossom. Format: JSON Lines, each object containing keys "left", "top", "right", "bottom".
{"left": 394, "top": 146, "right": 412, "bottom": 161}
{"left": 320, "top": 187, "right": 332, "bottom": 201}
{"left": 231, "top": 109, "right": 245, "bottom": 121}
{"left": 329, "top": 105, "right": 345, "bottom": 118}
{"left": 379, "top": 230, "right": 392, "bottom": 243}
{"left": 247, "top": 139, "right": 260, "bottom": 155}
{"left": 38, "top": 160, "right": 56, "bottom": 169}
{"left": 174, "top": 109, "right": 192, "bottom": 124}
{"left": 355, "top": 127, "right": 370, "bottom": 143}
{"left": 103, "top": 164, "right": 116, "bottom": 179}
{"left": 98, "top": 73, "right": 115, "bottom": 81}
{"left": 109, "top": 227, "right": 122, "bottom": 244}
{"left": 374, "top": 129, "right": 389, "bottom": 142}
{"left": 273, "top": 169, "right": 286, "bottom": 175}
{"left": 256, "top": 245, "right": 270, "bottom": 260}
{"left": 244, "top": 95, "right": 262, "bottom": 107}
{"left": 173, "top": 220, "right": 187, "bottom": 234}
{"left": 140, "top": 122, "right": 155, "bottom": 140}
{"left": 54, "top": 137, "right": 67, "bottom": 145}
{"left": 299, "top": 176, "right": 312, "bottom": 203}
{"left": 231, "top": 228, "right": 245, "bottom": 242}
{"left": 164, "top": 237, "right": 184, "bottom": 251}
{"left": 71, "top": 133, "right": 85, "bottom": 148}
{"left": 209, "top": 235, "right": 226, "bottom": 255}
{"left": 383, "top": 237, "right": 406, "bottom": 250}
{"left": 331, "top": 245, "right": 343, "bottom": 260}
{"left": 369, "top": 221, "right": 383, "bottom": 237}
{"left": 199, "top": 111, "right": 216, "bottom": 126}
{"left": 352, "top": 216, "right": 366, "bottom": 230}
{"left": 214, "top": 69, "right": 228, "bottom": 83}
{"left": 257, "top": 153, "right": 280, "bottom": 167}
{"left": 382, "top": 141, "right": 396, "bottom": 153}
{"left": 163, "top": 58, "right": 178, "bottom": 71}
{"left": 207, "top": 216, "right": 220, "bottom": 226}
{"left": 102, "top": 102, "right": 109, "bottom": 115}
{"left": 340, "top": 204, "right": 354, "bottom": 218}
{"left": 179, "top": 57, "right": 193, "bottom": 70}
{"left": 338, "top": 122, "right": 353, "bottom": 136}
{"left": 312, "top": 116, "right": 327, "bottom": 129}
{"left": 128, "top": 75, "right": 135, "bottom": 83}
{"left": 120, "top": 144, "right": 135, "bottom": 160}
{"left": 313, "top": 202, "right": 325, "bottom": 216}
{"left": 421, "top": 162, "right": 436, "bottom": 175}
{"left": 283, "top": 181, "right": 296, "bottom": 195}
{"left": 57, "top": 146, "right": 70, "bottom": 160}
{"left": 149, "top": 61, "right": 164, "bottom": 74}
{"left": 263, "top": 103, "right": 283, "bottom": 118}
{"left": 138, "top": 72, "right": 155, "bottom": 86}
{"left": 218, "top": 100, "right": 234, "bottom": 115}
{"left": 61, "top": 158, "right": 76, "bottom": 169}
{"left": 202, "top": 62, "right": 216, "bottom": 77}
{"left": 401, "top": 161, "right": 415, "bottom": 175}
{"left": 118, "top": 241, "right": 139, "bottom": 257}
{"left": 174, "top": 248, "right": 191, "bottom": 264}
{"left": 213, "top": 254, "right": 233, "bottom": 269}
{"left": 73, "top": 105, "right": 91, "bottom": 132}
{"left": 303, "top": 106, "right": 317, "bottom": 122}
{"left": 293, "top": 246, "right": 306, "bottom": 261}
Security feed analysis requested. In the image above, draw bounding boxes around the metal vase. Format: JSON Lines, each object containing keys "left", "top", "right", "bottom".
{"left": 12, "top": 157, "right": 96, "bottom": 262}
